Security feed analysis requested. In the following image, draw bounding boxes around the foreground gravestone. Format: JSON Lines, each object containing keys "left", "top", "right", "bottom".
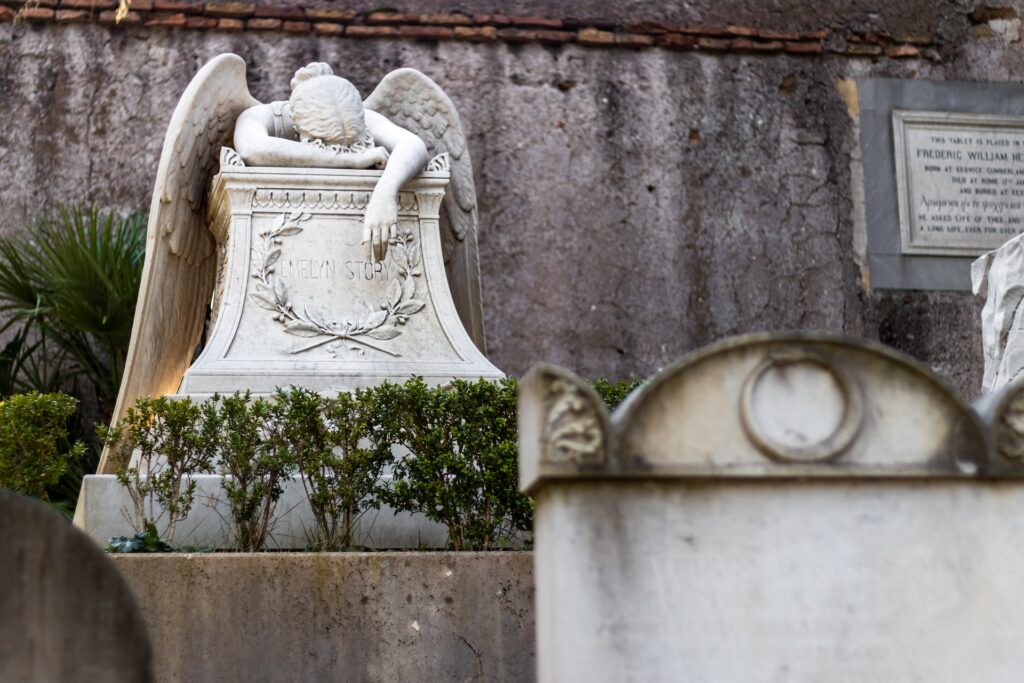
{"left": 76, "top": 54, "right": 500, "bottom": 547}
{"left": 520, "top": 333, "right": 1024, "bottom": 682}
{"left": 0, "top": 491, "right": 151, "bottom": 682}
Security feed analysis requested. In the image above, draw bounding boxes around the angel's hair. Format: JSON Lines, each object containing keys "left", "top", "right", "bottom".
{"left": 288, "top": 63, "right": 366, "bottom": 146}
{"left": 290, "top": 62, "right": 334, "bottom": 90}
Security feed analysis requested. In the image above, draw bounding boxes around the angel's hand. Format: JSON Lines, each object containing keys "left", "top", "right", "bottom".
{"left": 362, "top": 191, "right": 398, "bottom": 262}
{"left": 341, "top": 146, "right": 389, "bottom": 169}
{"left": 368, "top": 146, "right": 390, "bottom": 169}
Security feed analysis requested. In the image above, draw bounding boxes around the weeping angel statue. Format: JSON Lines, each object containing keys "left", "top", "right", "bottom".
{"left": 234, "top": 62, "right": 425, "bottom": 263}
{"left": 99, "top": 54, "right": 484, "bottom": 473}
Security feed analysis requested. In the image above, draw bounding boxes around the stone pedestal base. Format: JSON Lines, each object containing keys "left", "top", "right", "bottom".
{"left": 76, "top": 474, "right": 447, "bottom": 550}
{"left": 179, "top": 160, "right": 502, "bottom": 396}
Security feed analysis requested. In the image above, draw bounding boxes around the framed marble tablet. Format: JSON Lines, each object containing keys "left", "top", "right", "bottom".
{"left": 893, "top": 110, "right": 1024, "bottom": 257}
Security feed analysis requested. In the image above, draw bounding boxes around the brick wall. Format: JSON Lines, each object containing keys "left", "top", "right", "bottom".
{"left": 2, "top": 1, "right": 941, "bottom": 60}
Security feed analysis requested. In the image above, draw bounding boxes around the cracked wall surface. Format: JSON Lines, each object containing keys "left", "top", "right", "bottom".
{"left": 111, "top": 552, "right": 534, "bottom": 682}
{"left": 0, "top": 5, "right": 1013, "bottom": 397}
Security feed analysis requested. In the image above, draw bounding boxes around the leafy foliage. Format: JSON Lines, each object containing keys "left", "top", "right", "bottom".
{"left": 0, "top": 324, "right": 67, "bottom": 398}
{"left": 107, "top": 522, "right": 173, "bottom": 553}
{"left": 0, "top": 206, "right": 146, "bottom": 515}
{"left": 100, "top": 375, "right": 644, "bottom": 552}
{"left": 100, "top": 396, "right": 218, "bottom": 543}
{"left": 590, "top": 377, "right": 644, "bottom": 412}
{"left": 0, "top": 206, "right": 146, "bottom": 417}
{"left": 208, "top": 392, "right": 295, "bottom": 552}
{"left": 374, "top": 377, "right": 530, "bottom": 550}
{"left": 274, "top": 387, "right": 392, "bottom": 550}
{"left": 0, "top": 392, "right": 84, "bottom": 499}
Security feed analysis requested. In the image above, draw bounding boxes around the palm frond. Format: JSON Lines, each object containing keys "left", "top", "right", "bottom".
{"left": 0, "top": 205, "right": 146, "bottom": 416}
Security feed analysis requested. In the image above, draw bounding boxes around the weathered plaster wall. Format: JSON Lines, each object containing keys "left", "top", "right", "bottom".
{"left": 0, "top": 2, "right": 1015, "bottom": 397}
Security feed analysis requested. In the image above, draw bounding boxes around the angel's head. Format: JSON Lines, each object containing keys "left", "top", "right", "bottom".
{"left": 288, "top": 63, "right": 368, "bottom": 147}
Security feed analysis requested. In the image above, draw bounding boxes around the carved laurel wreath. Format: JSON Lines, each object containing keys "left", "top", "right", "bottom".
{"left": 249, "top": 211, "right": 425, "bottom": 357}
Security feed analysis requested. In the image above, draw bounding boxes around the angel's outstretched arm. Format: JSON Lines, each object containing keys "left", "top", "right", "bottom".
{"left": 234, "top": 105, "right": 388, "bottom": 168}
{"left": 363, "top": 110, "right": 429, "bottom": 261}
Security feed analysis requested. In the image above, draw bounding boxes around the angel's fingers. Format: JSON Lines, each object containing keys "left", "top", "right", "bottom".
{"left": 389, "top": 222, "right": 397, "bottom": 243}
{"left": 361, "top": 225, "right": 373, "bottom": 261}
{"left": 372, "top": 225, "right": 384, "bottom": 263}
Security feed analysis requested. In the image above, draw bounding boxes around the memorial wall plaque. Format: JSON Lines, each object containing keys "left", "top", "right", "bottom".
{"left": 893, "top": 110, "right": 1024, "bottom": 257}
{"left": 859, "top": 79, "right": 1024, "bottom": 290}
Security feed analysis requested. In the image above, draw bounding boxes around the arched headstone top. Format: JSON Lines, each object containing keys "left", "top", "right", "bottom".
{"left": 520, "top": 333, "right": 991, "bottom": 492}
{"left": 0, "top": 491, "right": 152, "bottom": 683}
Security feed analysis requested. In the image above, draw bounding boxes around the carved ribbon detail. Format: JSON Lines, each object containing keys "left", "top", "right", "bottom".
{"left": 543, "top": 378, "right": 606, "bottom": 465}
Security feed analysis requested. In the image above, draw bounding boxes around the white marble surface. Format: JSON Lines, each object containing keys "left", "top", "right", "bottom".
{"left": 893, "top": 110, "right": 1024, "bottom": 256}
{"left": 520, "top": 336, "right": 1012, "bottom": 682}
{"left": 101, "top": 56, "right": 488, "bottom": 475}
{"left": 519, "top": 336, "right": 988, "bottom": 492}
{"left": 536, "top": 480, "right": 1024, "bottom": 683}
{"left": 77, "top": 474, "right": 448, "bottom": 550}
{"left": 974, "top": 232, "right": 1024, "bottom": 393}
{"left": 178, "top": 162, "right": 502, "bottom": 395}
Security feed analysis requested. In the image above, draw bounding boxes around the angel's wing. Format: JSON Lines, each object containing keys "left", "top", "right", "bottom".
{"left": 97, "top": 54, "right": 257, "bottom": 473}
{"left": 364, "top": 69, "right": 486, "bottom": 352}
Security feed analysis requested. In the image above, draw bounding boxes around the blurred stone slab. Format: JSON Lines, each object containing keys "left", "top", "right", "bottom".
{"left": 0, "top": 491, "right": 151, "bottom": 682}
{"left": 973, "top": 375, "right": 1024, "bottom": 472}
{"left": 520, "top": 333, "right": 990, "bottom": 488}
{"left": 519, "top": 333, "right": 1024, "bottom": 682}
{"left": 111, "top": 552, "right": 533, "bottom": 683}
{"left": 531, "top": 481, "right": 1024, "bottom": 682}
{"left": 76, "top": 473, "right": 447, "bottom": 550}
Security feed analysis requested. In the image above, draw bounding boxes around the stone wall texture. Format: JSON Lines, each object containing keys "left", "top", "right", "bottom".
{"left": 111, "top": 552, "right": 534, "bottom": 682}
{"left": 2, "top": 0, "right": 1022, "bottom": 397}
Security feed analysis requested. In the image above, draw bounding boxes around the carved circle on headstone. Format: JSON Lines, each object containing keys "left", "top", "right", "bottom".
{"left": 740, "top": 353, "right": 863, "bottom": 463}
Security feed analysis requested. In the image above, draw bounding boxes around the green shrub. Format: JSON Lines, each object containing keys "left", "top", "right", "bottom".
{"left": 209, "top": 393, "right": 295, "bottom": 552}
{"left": 0, "top": 206, "right": 147, "bottom": 516}
{"left": 100, "top": 396, "right": 217, "bottom": 543}
{"left": 102, "top": 375, "right": 644, "bottom": 552}
{"left": 374, "top": 377, "right": 531, "bottom": 551}
{"left": 0, "top": 392, "right": 84, "bottom": 499}
{"left": 273, "top": 387, "right": 392, "bottom": 550}
{"left": 265, "top": 388, "right": 394, "bottom": 551}
{"left": 294, "top": 387, "right": 393, "bottom": 552}
{"left": 590, "top": 377, "right": 644, "bottom": 411}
